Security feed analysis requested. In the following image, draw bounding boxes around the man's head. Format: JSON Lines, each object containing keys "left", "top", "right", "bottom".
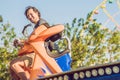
{"left": 25, "top": 6, "right": 41, "bottom": 24}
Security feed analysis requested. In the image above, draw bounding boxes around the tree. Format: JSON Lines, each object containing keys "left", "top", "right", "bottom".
{"left": 0, "top": 15, "right": 18, "bottom": 80}
{"left": 64, "top": 12, "right": 120, "bottom": 69}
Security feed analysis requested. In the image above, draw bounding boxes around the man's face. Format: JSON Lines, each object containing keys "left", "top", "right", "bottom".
{"left": 26, "top": 8, "right": 39, "bottom": 24}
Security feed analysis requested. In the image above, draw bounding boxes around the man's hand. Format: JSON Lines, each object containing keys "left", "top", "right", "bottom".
{"left": 13, "top": 39, "right": 24, "bottom": 48}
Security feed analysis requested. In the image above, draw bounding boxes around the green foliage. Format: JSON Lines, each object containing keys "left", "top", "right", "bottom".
{"left": 64, "top": 12, "right": 120, "bottom": 69}
{"left": 0, "top": 18, "right": 18, "bottom": 79}
{"left": 0, "top": 15, "right": 3, "bottom": 22}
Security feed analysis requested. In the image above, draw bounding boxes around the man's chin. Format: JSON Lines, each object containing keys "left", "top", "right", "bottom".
{"left": 31, "top": 21, "right": 35, "bottom": 24}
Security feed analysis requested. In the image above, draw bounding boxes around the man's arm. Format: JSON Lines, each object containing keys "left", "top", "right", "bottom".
{"left": 38, "top": 24, "right": 64, "bottom": 40}
{"left": 28, "top": 24, "right": 64, "bottom": 42}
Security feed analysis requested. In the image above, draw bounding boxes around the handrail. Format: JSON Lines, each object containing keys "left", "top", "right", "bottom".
{"left": 45, "top": 37, "right": 70, "bottom": 58}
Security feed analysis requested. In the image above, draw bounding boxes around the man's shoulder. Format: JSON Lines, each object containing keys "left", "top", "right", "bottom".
{"left": 34, "top": 18, "right": 49, "bottom": 28}
{"left": 39, "top": 18, "right": 50, "bottom": 28}
{"left": 39, "top": 18, "right": 48, "bottom": 25}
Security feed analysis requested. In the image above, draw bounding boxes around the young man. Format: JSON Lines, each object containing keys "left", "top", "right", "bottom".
{"left": 10, "top": 6, "right": 64, "bottom": 80}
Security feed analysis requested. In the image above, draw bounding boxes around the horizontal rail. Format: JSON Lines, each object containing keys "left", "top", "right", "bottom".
{"left": 38, "top": 61, "right": 120, "bottom": 80}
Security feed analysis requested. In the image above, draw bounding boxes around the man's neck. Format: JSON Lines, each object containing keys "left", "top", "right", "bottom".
{"left": 34, "top": 19, "right": 40, "bottom": 28}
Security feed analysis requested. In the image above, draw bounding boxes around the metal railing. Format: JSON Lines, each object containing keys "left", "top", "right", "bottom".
{"left": 38, "top": 62, "right": 120, "bottom": 80}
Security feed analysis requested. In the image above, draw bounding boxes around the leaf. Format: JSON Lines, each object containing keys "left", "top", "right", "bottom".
{"left": 0, "top": 15, "right": 3, "bottom": 22}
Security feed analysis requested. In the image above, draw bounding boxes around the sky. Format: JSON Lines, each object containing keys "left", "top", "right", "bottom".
{"left": 0, "top": 0, "right": 120, "bottom": 37}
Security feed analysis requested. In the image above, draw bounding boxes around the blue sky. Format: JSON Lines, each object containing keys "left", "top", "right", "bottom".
{"left": 0, "top": 0, "right": 120, "bottom": 36}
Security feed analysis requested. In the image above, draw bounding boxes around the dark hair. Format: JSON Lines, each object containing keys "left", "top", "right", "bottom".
{"left": 24, "top": 6, "right": 41, "bottom": 19}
